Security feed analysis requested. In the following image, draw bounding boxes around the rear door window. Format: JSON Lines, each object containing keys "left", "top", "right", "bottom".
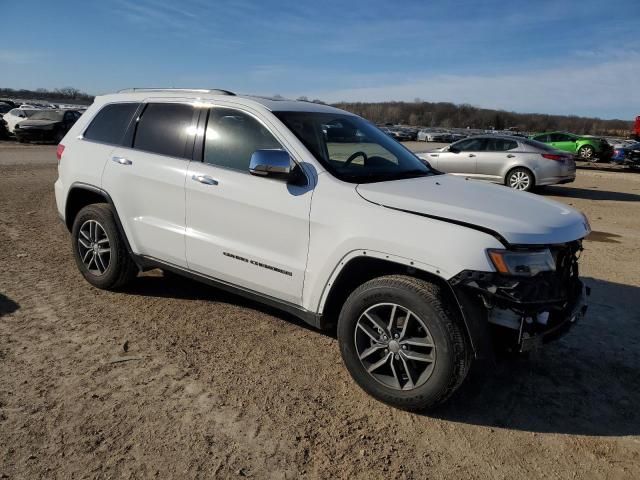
{"left": 549, "top": 133, "right": 570, "bottom": 142}
{"left": 133, "top": 103, "right": 197, "bottom": 158}
{"left": 533, "top": 134, "right": 550, "bottom": 143}
{"left": 486, "top": 138, "right": 518, "bottom": 151}
{"left": 84, "top": 103, "right": 140, "bottom": 145}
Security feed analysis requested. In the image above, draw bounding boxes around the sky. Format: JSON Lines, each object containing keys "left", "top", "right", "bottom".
{"left": 1, "top": 0, "right": 639, "bottom": 119}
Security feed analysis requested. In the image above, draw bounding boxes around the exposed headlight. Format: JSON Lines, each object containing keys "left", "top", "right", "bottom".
{"left": 487, "top": 248, "right": 555, "bottom": 276}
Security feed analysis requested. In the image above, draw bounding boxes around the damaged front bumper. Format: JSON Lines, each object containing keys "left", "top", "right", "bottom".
{"left": 450, "top": 242, "right": 589, "bottom": 353}
{"left": 512, "top": 284, "right": 588, "bottom": 352}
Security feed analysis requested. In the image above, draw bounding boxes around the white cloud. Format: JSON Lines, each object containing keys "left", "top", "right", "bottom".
{"left": 291, "top": 56, "right": 640, "bottom": 119}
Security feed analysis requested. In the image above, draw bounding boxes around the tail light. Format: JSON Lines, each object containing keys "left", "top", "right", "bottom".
{"left": 56, "top": 144, "right": 65, "bottom": 162}
{"left": 542, "top": 153, "right": 564, "bottom": 161}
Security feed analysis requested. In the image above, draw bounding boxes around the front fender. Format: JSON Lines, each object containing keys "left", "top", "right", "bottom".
{"left": 316, "top": 249, "right": 448, "bottom": 315}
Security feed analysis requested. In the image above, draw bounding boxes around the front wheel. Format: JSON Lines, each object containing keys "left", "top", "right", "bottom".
{"left": 337, "top": 275, "right": 472, "bottom": 411}
{"left": 506, "top": 167, "right": 534, "bottom": 191}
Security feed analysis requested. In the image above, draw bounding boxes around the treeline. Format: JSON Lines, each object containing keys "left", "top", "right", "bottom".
{"left": 331, "top": 101, "right": 633, "bottom": 136}
{"left": 0, "top": 87, "right": 94, "bottom": 105}
{"left": 2, "top": 88, "right": 632, "bottom": 136}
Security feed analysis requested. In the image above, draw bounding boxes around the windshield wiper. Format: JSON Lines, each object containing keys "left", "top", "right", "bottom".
{"left": 388, "top": 169, "right": 432, "bottom": 179}
{"left": 341, "top": 169, "right": 432, "bottom": 183}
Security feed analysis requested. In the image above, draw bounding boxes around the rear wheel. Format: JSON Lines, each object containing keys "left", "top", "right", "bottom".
{"left": 337, "top": 275, "right": 472, "bottom": 411}
{"left": 578, "top": 145, "right": 596, "bottom": 161}
{"left": 71, "top": 204, "right": 138, "bottom": 290}
{"left": 506, "top": 167, "right": 534, "bottom": 192}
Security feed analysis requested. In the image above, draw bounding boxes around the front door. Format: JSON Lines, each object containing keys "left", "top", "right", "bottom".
{"left": 185, "top": 107, "right": 312, "bottom": 305}
{"left": 436, "top": 137, "right": 486, "bottom": 175}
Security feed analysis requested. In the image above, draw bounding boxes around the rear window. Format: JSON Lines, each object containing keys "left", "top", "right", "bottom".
{"left": 84, "top": 103, "right": 140, "bottom": 145}
{"left": 30, "top": 111, "right": 64, "bottom": 121}
{"left": 532, "top": 134, "right": 548, "bottom": 142}
{"left": 523, "top": 139, "right": 558, "bottom": 152}
{"left": 133, "top": 103, "right": 196, "bottom": 159}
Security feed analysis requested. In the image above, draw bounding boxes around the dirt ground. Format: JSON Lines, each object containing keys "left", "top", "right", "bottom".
{"left": 1, "top": 143, "right": 639, "bottom": 479}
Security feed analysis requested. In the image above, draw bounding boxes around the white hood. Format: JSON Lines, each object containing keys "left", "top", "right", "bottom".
{"left": 356, "top": 174, "right": 590, "bottom": 245}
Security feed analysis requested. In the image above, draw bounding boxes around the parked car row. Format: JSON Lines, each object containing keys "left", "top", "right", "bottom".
{"left": 417, "top": 129, "right": 468, "bottom": 143}
{"left": 379, "top": 126, "right": 418, "bottom": 141}
{"left": 0, "top": 105, "right": 83, "bottom": 143}
{"left": 612, "top": 141, "right": 640, "bottom": 168}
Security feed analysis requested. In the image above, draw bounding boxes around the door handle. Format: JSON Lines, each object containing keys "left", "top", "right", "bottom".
{"left": 507, "top": 154, "right": 516, "bottom": 158}
{"left": 192, "top": 174, "right": 218, "bottom": 186}
{"left": 112, "top": 156, "right": 132, "bottom": 165}
{"left": 468, "top": 153, "right": 476, "bottom": 157}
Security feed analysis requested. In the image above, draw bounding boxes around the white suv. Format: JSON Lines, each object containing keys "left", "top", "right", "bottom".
{"left": 54, "top": 89, "right": 590, "bottom": 410}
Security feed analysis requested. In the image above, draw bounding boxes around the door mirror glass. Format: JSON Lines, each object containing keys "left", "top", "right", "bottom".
{"left": 249, "top": 149, "right": 291, "bottom": 177}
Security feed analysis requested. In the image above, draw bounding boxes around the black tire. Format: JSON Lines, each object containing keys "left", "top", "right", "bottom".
{"left": 578, "top": 145, "right": 596, "bottom": 161}
{"left": 506, "top": 167, "right": 535, "bottom": 192}
{"left": 337, "top": 275, "right": 472, "bottom": 411}
{"left": 71, "top": 203, "right": 138, "bottom": 290}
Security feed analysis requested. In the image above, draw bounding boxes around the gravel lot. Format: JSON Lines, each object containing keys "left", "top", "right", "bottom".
{"left": 1, "top": 144, "right": 639, "bottom": 479}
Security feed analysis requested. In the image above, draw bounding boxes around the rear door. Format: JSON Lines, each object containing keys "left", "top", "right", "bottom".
{"left": 435, "top": 137, "right": 486, "bottom": 175}
{"left": 475, "top": 137, "right": 519, "bottom": 181}
{"left": 102, "top": 100, "right": 199, "bottom": 268}
{"left": 185, "top": 106, "right": 312, "bottom": 304}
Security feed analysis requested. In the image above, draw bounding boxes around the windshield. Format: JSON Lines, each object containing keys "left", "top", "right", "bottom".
{"left": 274, "top": 111, "right": 435, "bottom": 183}
{"left": 29, "top": 110, "right": 64, "bottom": 121}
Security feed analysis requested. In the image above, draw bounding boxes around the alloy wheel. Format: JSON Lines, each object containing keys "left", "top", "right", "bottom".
{"left": 77, "top": 219, "right": 111, "bottom": 275}
{"left": 579, "top": 146, "right": 594, "bottom": 159}
{"left": 509, "top": 171, "right": 530, "bottom": 190}
{"left": 354, "top": 303, "right": 436, "bottom": 391}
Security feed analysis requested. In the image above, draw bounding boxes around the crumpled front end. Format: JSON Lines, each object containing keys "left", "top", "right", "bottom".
{"left": 450, "top": 241, "right": 589, "bottom": 353}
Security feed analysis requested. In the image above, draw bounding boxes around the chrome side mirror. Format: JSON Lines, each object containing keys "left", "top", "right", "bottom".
{"left": 249, "top": 149, "right": 291, "bottom": 177}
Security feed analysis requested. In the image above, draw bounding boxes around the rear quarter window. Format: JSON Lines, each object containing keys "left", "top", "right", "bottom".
{"left": 83, "top": 103, "right": 140, "bottom": 145}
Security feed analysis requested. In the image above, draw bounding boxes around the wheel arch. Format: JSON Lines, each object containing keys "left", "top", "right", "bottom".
{"left": 577, "top": 142, "right": 596, "bottom": 152}
{"left": 319, "top": 255, "right": 490, "bottom": 359}
{"left": 504, "top": 164, "right": 537, "bottom": 186}
{"left": 65, "top": 182, "right": 136, "bottom": 259}
{"left": 65, "top": 183, "right": 110, "bottom": 231}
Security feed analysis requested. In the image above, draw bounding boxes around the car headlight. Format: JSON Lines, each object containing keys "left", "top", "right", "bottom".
{"left": 487, "top": 248, "right": 555, "bottom": 276}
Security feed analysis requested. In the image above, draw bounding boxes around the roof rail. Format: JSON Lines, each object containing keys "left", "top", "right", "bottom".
{"left": 117, "top": 88, "right": 235, "bottom": 96}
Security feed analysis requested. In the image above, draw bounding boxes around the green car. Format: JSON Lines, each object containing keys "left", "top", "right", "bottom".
{"left": 530, "top": 131, "right": 612, "bottom": 161}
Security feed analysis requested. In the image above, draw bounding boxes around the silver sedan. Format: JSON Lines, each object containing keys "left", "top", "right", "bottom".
{"left": 417, "top": 135, "right": 576, "bottom": 192}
